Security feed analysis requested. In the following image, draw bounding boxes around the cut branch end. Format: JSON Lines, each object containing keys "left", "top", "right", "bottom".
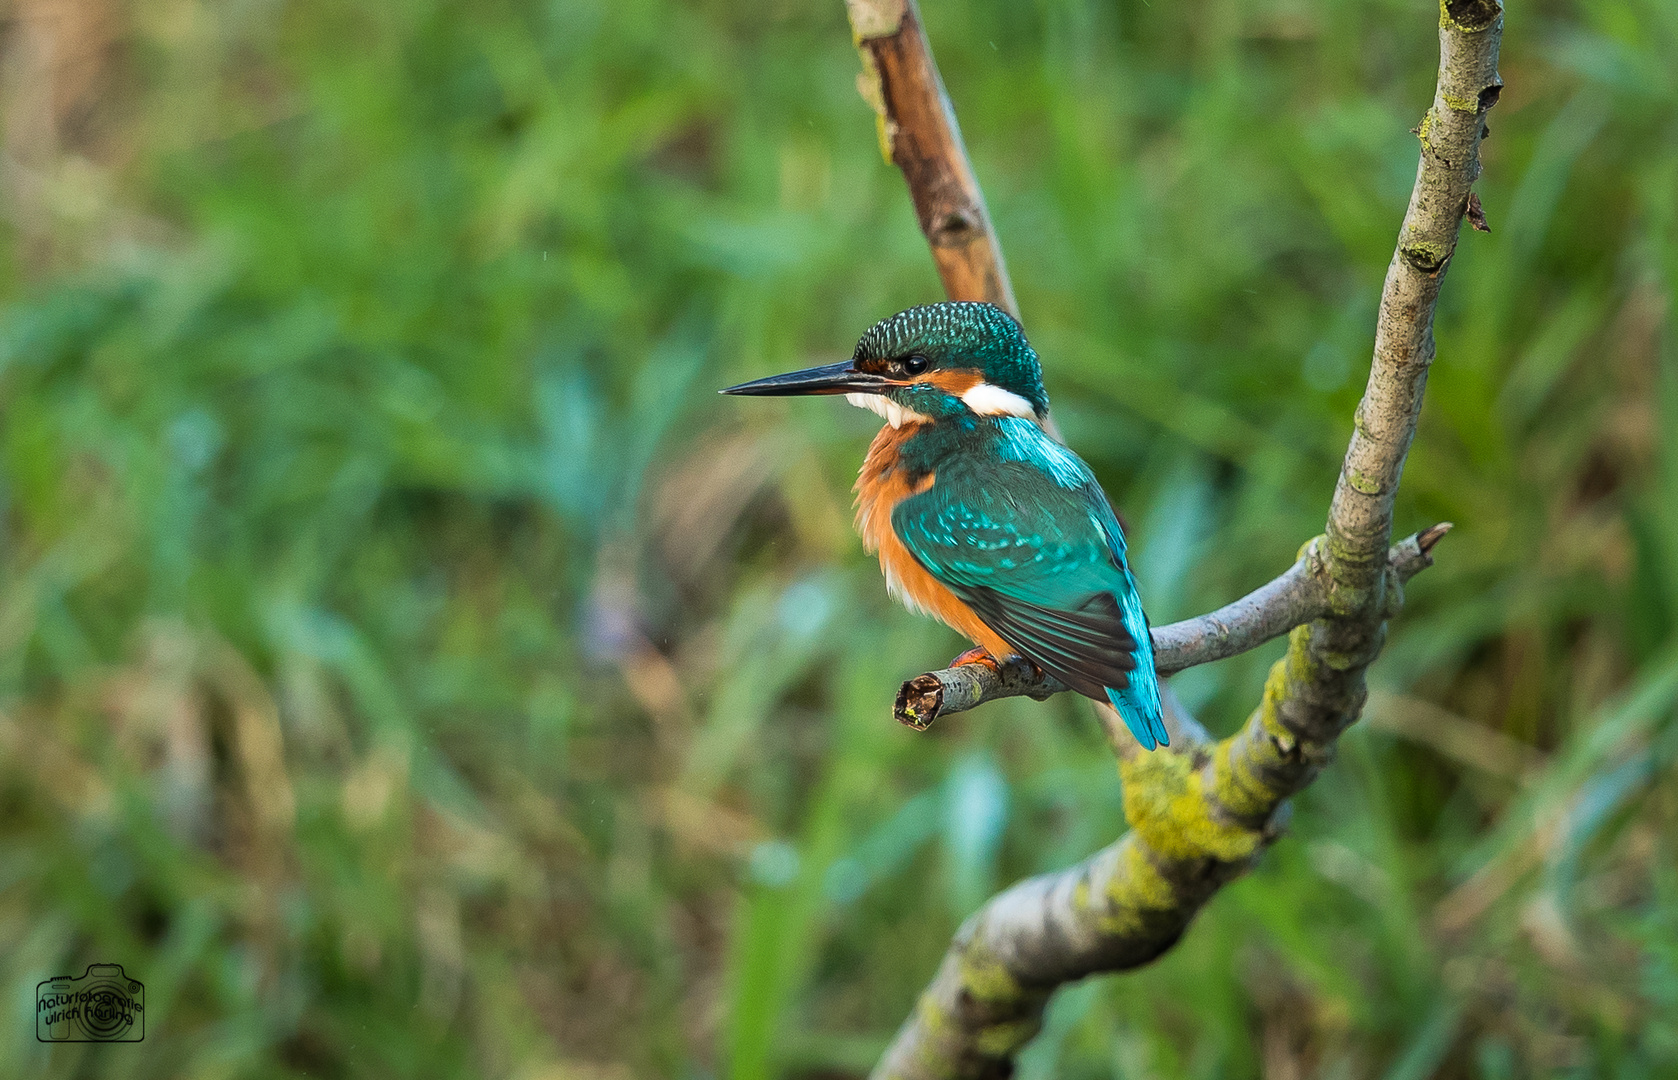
{"left": 895, "top": 674, "right": 943, "bottom": 730}
{"left": 1418, "top": 521, "right": 1454, "bottom": 554}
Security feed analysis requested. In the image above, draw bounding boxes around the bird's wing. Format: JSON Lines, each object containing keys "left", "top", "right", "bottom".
{"left": 890, "top": 441, "right": 1161, "bottom": 739}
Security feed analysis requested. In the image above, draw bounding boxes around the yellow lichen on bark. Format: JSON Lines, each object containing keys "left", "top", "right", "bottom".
{"left": 1095, "top": 837, "right": 1175, "bottom": 937}
{"left": 1120, "top": 750, "right": 1264, "bottom": 863}
{"left": 1212, "top": 728, "right": 1282, "bottom": 820}
{"left": 974, "top": 1018, "right": 1041, "bottom": 1056}
{"left": 959, "top": 945, "right": 1023, "bottom": 1003}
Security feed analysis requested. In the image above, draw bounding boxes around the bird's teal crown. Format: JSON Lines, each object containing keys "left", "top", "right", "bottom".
{"left": 855, "top": 302, "right": 1049, "bottom": 419}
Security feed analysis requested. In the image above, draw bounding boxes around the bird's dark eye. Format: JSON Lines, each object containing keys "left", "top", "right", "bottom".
{"left": 903, "top": 355, "right": 930, "bottom": 376}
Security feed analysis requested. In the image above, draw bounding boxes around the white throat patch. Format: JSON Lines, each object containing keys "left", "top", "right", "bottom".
{"left": 846, "top": 393, "right": 931, "bottom": 429}
{"left": 961, "top": 382, "right": 1038, "bottom": 418}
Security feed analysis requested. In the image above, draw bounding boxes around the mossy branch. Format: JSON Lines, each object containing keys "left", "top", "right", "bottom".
{"left": 847, "top": 1, "right": 1503, "bottom": 1076}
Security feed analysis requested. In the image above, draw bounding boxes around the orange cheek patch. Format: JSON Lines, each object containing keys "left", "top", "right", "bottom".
{"left": 921, "top": 368, "right": 985, "bottom": 394}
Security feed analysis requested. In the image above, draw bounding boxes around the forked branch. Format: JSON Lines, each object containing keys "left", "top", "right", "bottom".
{"left": 845, "top": 1, "right": 1503, "bottom": 1076}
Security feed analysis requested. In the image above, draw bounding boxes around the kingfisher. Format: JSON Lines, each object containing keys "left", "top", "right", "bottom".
{"left": 721, "top": 302, "right": 1166, "bottom": 750}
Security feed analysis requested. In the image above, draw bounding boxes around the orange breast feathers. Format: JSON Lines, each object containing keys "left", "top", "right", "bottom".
{"left": 852, "top": 423, "right": 1016, "bottom": 659}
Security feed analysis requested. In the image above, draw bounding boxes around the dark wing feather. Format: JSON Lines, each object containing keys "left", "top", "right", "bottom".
{"left": 959, "top": 587, "right": 1137, "bottom": 699}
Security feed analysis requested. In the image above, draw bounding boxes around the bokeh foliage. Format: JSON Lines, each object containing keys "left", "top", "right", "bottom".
{"left": 1, "top": 0, "right": 1675, "bottom": 1076}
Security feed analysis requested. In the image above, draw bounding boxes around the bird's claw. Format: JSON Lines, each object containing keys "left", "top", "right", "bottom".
{"left": 948, "top": 647, "right": 1002, "bottom": 673}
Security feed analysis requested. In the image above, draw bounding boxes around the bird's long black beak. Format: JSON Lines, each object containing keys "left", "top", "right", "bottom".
{"left": 720, "top": 360, "right": 897, "bottom": 397}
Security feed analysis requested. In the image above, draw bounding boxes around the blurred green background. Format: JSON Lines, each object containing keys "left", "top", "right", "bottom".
{"left": 1, "top": 0, "right": 1675, "bottom": 1076}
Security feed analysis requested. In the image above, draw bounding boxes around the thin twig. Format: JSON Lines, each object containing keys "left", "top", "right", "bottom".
{"left": 849, "top": 1, "right": 1503, "bottom": 1074}
{"left": 895, "top": 524, "right": 1451, "bottom": 728}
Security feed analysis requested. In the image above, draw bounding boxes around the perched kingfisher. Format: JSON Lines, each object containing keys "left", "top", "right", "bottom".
{"left": 721, "top": 302, "right": 1166, "bottom": 750}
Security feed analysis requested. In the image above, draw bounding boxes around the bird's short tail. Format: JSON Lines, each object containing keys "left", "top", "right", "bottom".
{"left": 1106, "top": 683, "right": 1168, "bottom": 751}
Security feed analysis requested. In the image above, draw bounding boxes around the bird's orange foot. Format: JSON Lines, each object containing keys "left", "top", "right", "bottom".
{"left": 948, "top": 647, "right": 1002, "bottom": 673}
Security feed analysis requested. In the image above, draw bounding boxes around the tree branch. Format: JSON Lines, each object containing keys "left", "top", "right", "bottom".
{"left": 846, "top": 0, "right": 1018, "bottom": 318}
{"left": 845, "top": 1, "right": 1503, "bottom": 1075}
{"left": 895, "top": 524, "right": 1452, "bottom": 729}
